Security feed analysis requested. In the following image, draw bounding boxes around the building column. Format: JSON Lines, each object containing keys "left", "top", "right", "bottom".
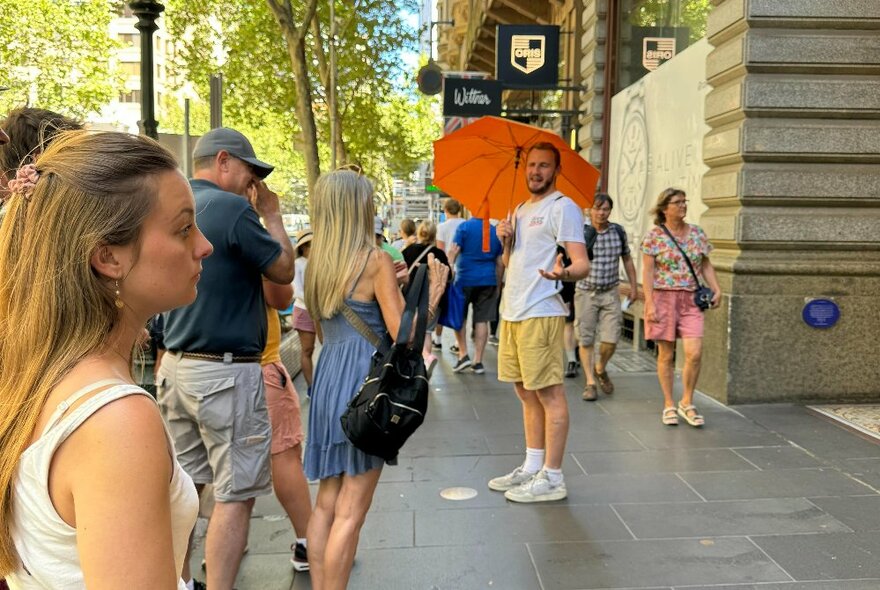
{"left": 579, "top": 0, "right": 609, "bottom": 167}
{"left": 701, "top": 0, "right": 880, "bottom": 403}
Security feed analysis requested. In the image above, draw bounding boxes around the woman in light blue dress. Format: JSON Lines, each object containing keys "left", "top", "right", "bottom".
{"left": 302, "top": 169, "right": 447, "bottom": 590}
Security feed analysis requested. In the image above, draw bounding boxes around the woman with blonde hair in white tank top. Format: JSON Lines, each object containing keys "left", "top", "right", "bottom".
{"left": 0, "top": 131, "right": 213, "bottom": 589}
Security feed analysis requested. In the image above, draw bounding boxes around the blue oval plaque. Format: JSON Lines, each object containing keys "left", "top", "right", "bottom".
{"left": 802, "top": 298, "right": 840, "bottom": 329}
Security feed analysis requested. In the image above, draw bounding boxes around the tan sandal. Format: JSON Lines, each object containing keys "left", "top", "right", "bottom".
{"left": 677, "top": 403, "right": 705, "bottom": 427}
{"left": 661, "top": 406, "right": 678, "bottom": 426}
{"left": 594, "top": 367, "right": 614, "bottom": 395}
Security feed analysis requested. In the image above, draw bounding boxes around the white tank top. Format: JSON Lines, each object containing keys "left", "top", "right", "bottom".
{"left": 7, "top": 380, "right": 198, "bottom": 589}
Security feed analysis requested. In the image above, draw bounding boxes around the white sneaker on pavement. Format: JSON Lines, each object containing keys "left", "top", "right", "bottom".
{"left": 488, "top": 466, "right": 536, "bottom": 491}
{"left": 504, "top": 470, "right": 567, "bottom": 503}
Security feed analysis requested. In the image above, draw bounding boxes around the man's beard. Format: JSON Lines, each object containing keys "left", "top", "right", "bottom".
{"left": 528, "top": 176, "right": 553, "bottom": 196}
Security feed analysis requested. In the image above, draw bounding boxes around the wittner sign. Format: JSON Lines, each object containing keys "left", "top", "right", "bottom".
{"left": 442, "top": 77, "right": 502, "bottom": 117}
{"left": 496, "top": 25, "right": 559, "bottom": 88}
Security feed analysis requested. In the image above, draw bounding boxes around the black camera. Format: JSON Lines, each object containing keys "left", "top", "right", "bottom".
{"left": 693, "top": 287, "right": 714, "bottom": 311}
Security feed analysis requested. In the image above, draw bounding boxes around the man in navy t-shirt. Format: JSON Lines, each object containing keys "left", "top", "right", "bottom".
{"left": 158, "top": 127, "right": 294, "bottom": 589}
{"left": 447, "top": 217, "right": 503, "bottom": 374}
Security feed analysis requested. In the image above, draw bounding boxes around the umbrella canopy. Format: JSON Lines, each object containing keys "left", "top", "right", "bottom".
{"left": 432, "top": 116, "right": 600, "bottom": 221}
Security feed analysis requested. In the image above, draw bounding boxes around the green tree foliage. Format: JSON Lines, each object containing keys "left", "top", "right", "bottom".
{"left": 162, "top": 0, "right": 439, "bottom": 198}
{"left": 0, "top": 0, "right": 122, "bottom": 118}
{"left": 627, "top": 0, "right": 712, "bottom": 42}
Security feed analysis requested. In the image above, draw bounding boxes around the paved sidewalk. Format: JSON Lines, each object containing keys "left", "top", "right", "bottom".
{"left": 191, "top": 339, "right": 880, "bottom": 589}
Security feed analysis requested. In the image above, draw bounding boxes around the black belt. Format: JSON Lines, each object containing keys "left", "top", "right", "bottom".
{"left": 175, "top": 351, "right": 262, "bottom": 364}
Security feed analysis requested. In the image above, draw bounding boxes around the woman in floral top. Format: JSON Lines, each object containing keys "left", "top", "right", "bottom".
{"left": 640, "top": 188, "right": 721, "bottom": 427}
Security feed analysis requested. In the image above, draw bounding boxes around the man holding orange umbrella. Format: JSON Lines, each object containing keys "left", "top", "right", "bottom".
{"left": 488, "top": 142, "right": 590, "bottom": 503}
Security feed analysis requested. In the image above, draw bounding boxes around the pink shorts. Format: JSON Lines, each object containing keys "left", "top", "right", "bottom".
{"left": 262, "top": 362, "right": 304, "bottom": 454}
{"left": 645, "top": 289, "right": 704, "bottom": 341}
{"left": 292, "top": 306, "right": 316, "bottom": 333}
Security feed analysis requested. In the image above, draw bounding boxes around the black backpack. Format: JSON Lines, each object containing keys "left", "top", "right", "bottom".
{"left": 339, "top": 264, "right": 430, "bottom": 462}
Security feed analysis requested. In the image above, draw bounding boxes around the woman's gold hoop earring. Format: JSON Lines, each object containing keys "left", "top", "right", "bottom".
{"left": 114, "top": 280, "right": 124, "bottom": 309}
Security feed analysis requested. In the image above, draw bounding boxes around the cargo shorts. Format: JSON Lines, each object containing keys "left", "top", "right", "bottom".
{"left": 157, "top": 352, "right": 273, "bottom": 502}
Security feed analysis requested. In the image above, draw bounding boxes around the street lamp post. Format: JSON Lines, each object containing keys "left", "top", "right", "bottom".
{"left": 129, "top": 0, "right": 165, "bottom": 139}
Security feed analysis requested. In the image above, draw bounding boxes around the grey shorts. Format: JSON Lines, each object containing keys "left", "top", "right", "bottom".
{"left": 157, "top": 352, "right": 272, "bottom": 502}
{"left": 574, "top": 288, "right": 622, "bottom": 347}
{"left": 462, "top": 285, "right": 499, "bottom": 323}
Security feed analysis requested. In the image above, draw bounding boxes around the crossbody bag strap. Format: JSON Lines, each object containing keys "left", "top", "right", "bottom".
{"left": 660, "top": 224, "right": 703, "bottom": 287}
{"left": 341, "top": 304, "right": 383, "bottom": 348}
{"left": 406, "top": 244, "right": 433, "bottom": 274}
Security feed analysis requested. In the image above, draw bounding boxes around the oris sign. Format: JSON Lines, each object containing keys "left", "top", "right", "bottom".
{"left": 496, "top": 25, "right": 559, "bottom": 88}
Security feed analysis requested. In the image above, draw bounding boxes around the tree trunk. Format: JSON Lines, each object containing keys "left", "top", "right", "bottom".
{"left": 311, "top": 15, "right": 349, "bottom": 166}
{"left": 265, "top": 0, "right": 321, "bottom": 194}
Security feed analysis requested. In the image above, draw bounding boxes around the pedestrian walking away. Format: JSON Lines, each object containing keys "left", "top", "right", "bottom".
{"left": 575, "top": 193, "right": 639, "bottom": 401}
{"left": 401, "top": 220, "right": 450, "bottom": 377}
{"left": 447, "top": 215, "right": 504, "bottom": 375}
{"left": 641, "top": 188, "right": 721, "bottom": 427}
{"left": 292, "top": 228, "right": 317, "bottom": 394}
{"left": 490, "top": 142, "right": 589, "bottom": 503}
{"left": 302, "top": 169, "right": 448, "bottom": 590}
{"left": 157, "top": 127, "right": 295, "bottom": 590}
{"left": 433, "top": 198, "right": 465, "bottom": 349}
{"left": 0, "top": 131, "right": 212, "bottom": 588}
{"left": 261, "top": 277, "right": 312, "bottom": 572}
{"left": 391, "top": 217, "right": 416, "bottom": 252}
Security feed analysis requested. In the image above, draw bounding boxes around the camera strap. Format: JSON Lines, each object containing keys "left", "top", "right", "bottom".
{"left": 660, "top": 224, "right": 705, "bottom": 289}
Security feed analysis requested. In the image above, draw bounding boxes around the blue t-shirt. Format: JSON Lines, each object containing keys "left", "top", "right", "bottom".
{"left": 452, "top": 218, "right": 503, "bottom": 287}
{"left": 163, "top": 179, "right": 282, "bottom": 356}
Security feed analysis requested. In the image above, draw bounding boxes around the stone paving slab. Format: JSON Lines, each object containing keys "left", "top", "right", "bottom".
{"left": 528, "top": 537, "right": 791, "bottom": 589}
{"left": 677, "top": 581, "right": 880, "bottom": 590}
{"left": 291, "top": 545, "right": 542, "bottom": 590}
{"left": 680, "top": 468, "right": 875, "bottom": 501}
{"left": 750, "top": 532, "right": 880, "bottom": 580}
{"left": 613, "top": 498, "right": 851, "bottom": 539}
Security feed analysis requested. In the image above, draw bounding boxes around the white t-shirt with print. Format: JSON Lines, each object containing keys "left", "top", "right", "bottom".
{"left": 501, "top": 191, "right": 585, "bottom": 322}
{"left": 437, "top": 217, "right": 465, "bottom": 251}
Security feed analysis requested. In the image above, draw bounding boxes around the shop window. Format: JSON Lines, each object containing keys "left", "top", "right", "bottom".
{"left": 121, "top": 61, "right": 141, "bottom": 76}
{"left": 616, "top": 0, "right": 712, "bottom": 89}
{"left": 119, "top": 89, "right": 142, "bottom": 103}
{"left": 118, "top": 33, "right": 138, "bottom": 47}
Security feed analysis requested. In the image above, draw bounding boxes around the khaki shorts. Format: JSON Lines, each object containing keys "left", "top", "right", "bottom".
{"left": 262, "top": 362, "right": 305, "bottom": 454}
{"left": 497, "top": 316, "right": 565, "bottom": 391}
{"left": 157, "top": 352, "right": 272, "bottom": 502}
{"left": 574, "top": 288, "right": 622, "bottom": 347}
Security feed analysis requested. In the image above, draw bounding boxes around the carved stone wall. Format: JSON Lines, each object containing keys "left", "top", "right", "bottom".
{"left": 701, "top": 0, "right": 880, "bottom": 403}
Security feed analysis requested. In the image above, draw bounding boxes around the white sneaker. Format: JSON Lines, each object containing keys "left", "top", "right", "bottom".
{"left": 504, "top": 470, "right": 567, "bottom": 503}
{"left": 488, "top": 466, "right": 536, "bottom": 491}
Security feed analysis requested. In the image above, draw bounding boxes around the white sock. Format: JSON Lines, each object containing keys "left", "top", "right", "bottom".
{"left": 566, "top": 349, "right": 577, "bottom": 363}
{"left": 185, "top": 580, "right": 194, "bottom": 590}
{"left": 297, "top": 537, "right": 307, "bottom": 547}
{"left": 523, "top": 448, "right": 545, "bottom": 473}
{"left": 544, "top": 466, "right": 563, "bottom": 485}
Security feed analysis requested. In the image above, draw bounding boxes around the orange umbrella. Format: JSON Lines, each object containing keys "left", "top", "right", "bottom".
{"left": 433, "top": 116, "right": 600, "bottom": 224}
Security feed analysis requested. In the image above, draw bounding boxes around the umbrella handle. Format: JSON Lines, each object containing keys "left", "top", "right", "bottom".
{"left": 509, "top": 146, "right": 522, "bottom": 221}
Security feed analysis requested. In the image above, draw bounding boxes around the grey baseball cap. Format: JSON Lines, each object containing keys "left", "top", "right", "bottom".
{"left": 192, "top": 127, "right": 274, "bottom": 179}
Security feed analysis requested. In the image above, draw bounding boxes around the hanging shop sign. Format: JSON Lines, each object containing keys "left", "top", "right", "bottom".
{"left": 496, "top": 25, "right": 559, "bottom": 88}
{"left": 442, "top": 77, "right": 502, "bottom": 117}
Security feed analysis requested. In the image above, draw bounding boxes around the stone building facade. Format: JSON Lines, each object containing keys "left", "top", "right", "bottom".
{"left": 435, "top": 0, "right": 880, "bottom": 404}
